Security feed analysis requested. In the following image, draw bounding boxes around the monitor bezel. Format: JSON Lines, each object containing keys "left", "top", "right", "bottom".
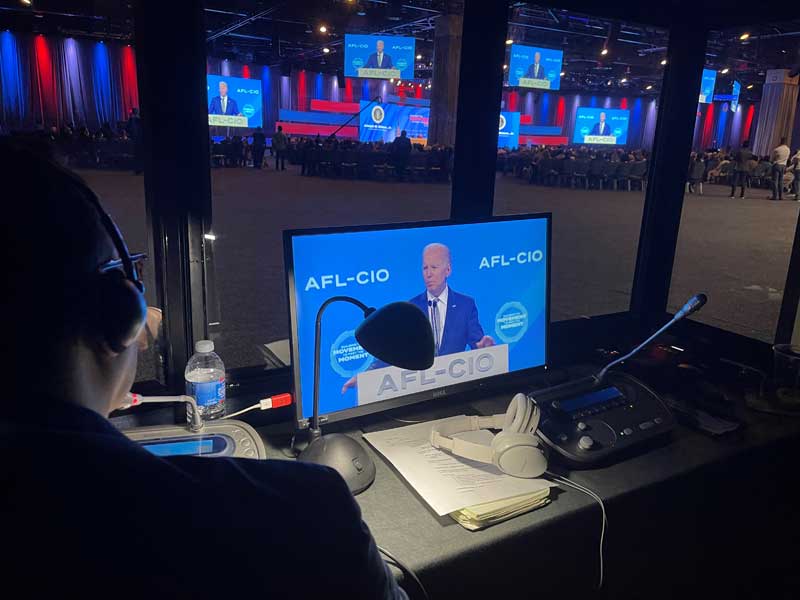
{"left": 283, "top": 212, "right": 552, "bottom": 430}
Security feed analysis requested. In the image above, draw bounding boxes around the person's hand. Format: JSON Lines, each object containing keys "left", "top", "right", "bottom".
{"left": 341, "top": 375, "right": 358, "bottom": 394}
{"left": 475, "top": 335, "right": 495, "bottom": 348}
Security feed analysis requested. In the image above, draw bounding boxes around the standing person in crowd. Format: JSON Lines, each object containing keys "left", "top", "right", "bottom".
{"left": 769, "top": 136, "right": 790, "bottom": 201}
{"left": 251, "top": 127, "right": 266, "bottom": 169}
{"left": 730, "top": 140, "right": 753, "bottom": 199}
{"left": 392, "top": 130, "right": 412, "bottom": 181}
{"left": 272, "top": 125, "right": 288, "bottom": 171}
{"left": 688, "top": 153, "right": 705, "bottom": 195}
{"left": 125, "top": 108, "right": 143, "bottom": 175}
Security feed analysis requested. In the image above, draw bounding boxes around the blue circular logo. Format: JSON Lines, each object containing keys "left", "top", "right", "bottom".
{"left": 242, "top": 104, "right": 255, "bottom": 118}
{"left": 352, "top": 57, "right": 364, "bottom": 69}
{"left": 396, "top": 58, "right": 408, "bottom": 71}
{"left": 580, "top": 126, "right": 590, "bottom": 137}
{"left": 330, "top": 330, "right": 374, "bottom": 378}
{"left": 613, "top": 127, "right": 623, "bottom": 138}
{"left": 514, "top": 67, "right": 524, "bottom": 80}
{"left": 495, "top": 301, "right": 529, "bottom": 344}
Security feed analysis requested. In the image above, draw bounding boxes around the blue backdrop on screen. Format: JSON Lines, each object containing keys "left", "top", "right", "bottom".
{"left": 206, "top": 74, "right": 263, "bottom": 128}
{"left": 699, "top": 69, "right": 717, "bottom": 104}
{"left": 731, "top": 80, "right": 741, "bottom": 113}
{"left": 508, "top": 44, "right": 563, "bottom": 90}
{"left": 359, "top": 101, "right": 430, "bottom": 143}
{"left": 572, "top": 107, "right": 630, "bottom": 145}
{"left": 344, "top": 34, "right": 416, "bottom": 79}
{"left": 497, "top": 111, "right": 521, "bottom": 148}
{"left": 289, "top": 219, "right": 549, "bottom": 418}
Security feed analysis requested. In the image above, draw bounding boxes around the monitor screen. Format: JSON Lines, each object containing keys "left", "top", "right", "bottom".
{"left": 699, "top": 69, "right": 717, "bottom": 104}
{"left": 731, "top": 80, "right": 741, "bottom": 113}
{"left": 359, "top": 101, "right": 430, "bottom": 145}
{"left": 572, "top": 107, "right": 630, "bottom": 145}
{"left": 344, "top": 34, "right": 416, "bottom": 80}
{"left": 285, "top": 215, "right": 550, "bottom": 427}
{"left": 206, "top": 74, "right": 263, "bottom": 128}
{"left": 498, "top": 112, "right": 521, "bottom": 148}
{"left": 507, "top": 44, "right": 563, "bottom": 91}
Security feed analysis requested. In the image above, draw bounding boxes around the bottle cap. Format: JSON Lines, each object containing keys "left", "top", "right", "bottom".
{"left": 195, "top": 340, "right": 214, "bottom": 353}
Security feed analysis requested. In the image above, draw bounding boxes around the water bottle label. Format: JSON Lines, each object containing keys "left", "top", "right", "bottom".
{"left": 188, "top": 378, "right": 226, "bottom": 407}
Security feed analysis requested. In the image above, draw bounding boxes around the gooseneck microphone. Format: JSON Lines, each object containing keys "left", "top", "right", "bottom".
{"left": 121, "top": 393, "right": 205, "bottom": 432}
{"left": 594, "top": 293, "right": 707, "bottom": 384}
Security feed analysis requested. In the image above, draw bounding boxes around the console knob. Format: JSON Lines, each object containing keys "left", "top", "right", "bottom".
{"left": 577, "top": 421, "right": 588, "bottom": 431}
{"left": 578, "top": 435, "right": 595, "bottom": 451}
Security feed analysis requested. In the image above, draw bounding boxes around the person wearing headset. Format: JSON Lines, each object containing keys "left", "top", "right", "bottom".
{"left": 0, "top": 140, "right": 407, "bottom": 599}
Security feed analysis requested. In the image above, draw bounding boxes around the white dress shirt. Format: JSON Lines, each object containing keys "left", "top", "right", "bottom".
{"left": 221, "top": 96, "right": 227, "bottom": 114}
{"left": 377, "top": 52, "right": 384, "bottom": 67}
{"left": 427, "top": 285, "right": 449, "bottom": 349}
{"left": 773, "top": 144, "right": 790, "bottom": 166}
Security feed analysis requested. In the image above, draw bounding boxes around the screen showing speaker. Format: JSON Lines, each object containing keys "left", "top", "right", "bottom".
{"left": 359, "top": 101, "right": 430, "bottom": 145}
{"left": 285, "top": 216, "right": 550, "bottom": 425}
{"left": 498, "top": 111, "right": 521, "bottom": 148}
{"left": 344, "top": 34, "right": 416, "bottom": 80}
{"left": 572, "top": 107, "right": 630, "bottom": 145}
{"left": 507, "top": 44, "right": 563, "bottom": 90}
{"left": 731, "top": 80, "right": 741, "bottom": 113}
{"left": 206, "top": 74, "right": 262, "bottom": 128}
{"left": 699, "top": 68, "right": 717, "bottom": 103}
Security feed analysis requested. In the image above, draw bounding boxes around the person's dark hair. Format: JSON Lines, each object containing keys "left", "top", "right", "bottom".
{"left": 277, "top": 125, "right": 283, "bottom": 132}
{"left": 2, "top": 138, "right": 114, "bottom": 364}
{"left": 742, "top": 140, "right": 749, "bottom": 148}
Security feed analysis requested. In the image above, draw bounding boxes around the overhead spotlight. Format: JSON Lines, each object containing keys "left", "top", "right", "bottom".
{"left": 318, "top": 25, "right": 327, "bottom": 33}
{"left": 506, "top": 39, "right": 514, "bottom": 45}
{"left": 601, "top": 47, "right": 609, "bottom": 56}
{"left": 503, "top": 64, "right": 508, "bottom": 70}
{"left": 660, "top": 59, "right": 667, "bottom": 66}
{"left": 204, "top": 233, "right": 217, "bottom": 241}
{"left": 646, "top": 84, "right": 653, "bottom": 90}
{"left": 20, "top": 0, "right": 32, "bottom": 5}
{"left": 721, "top": 67, "right": 729, "bottom": 74}
{"left": 747, "top": 84, "right": 754, "bottom": 89}
{"left": 620, "top": 77, "right": 627, "bottom": 83}
{"left": 560, "top": 71, "right": 565, "bottom": 77}
{"left": 416, "top": 54, "right": 422, "bottom": 60}
{"left": 739, "top": 32, "right": 750, "bottom": 41}
{"left": 607, "top": 80, "right": 612, "bottom": 86}
{"left": 782, "top": 49, "right": 787, "bottom": 54}
{"left": 323, "top": 47, "right": 330, "bottom": 54}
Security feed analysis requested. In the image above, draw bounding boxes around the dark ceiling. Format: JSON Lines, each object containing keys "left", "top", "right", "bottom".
{"left": 2, "top": 1, "right": 799, "bottom": 102}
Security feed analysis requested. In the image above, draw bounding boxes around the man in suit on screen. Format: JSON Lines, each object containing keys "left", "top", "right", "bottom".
{"left": 524, "top": 51, "right": 548, "bottom": 80}
{"left": 341, "top": 243, "right": 494, "bottom": 394}
{"left": 590, "top": 112, "right": 610, "bottom": 136}
{"left": 364, "top": 39, "right": 393, "bottom": 69}
{"left": 208, "top": 81, "right": 241, "bottom": 116}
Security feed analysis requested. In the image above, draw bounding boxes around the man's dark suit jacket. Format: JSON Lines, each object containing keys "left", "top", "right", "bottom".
{"left": 524, "top": 62, "right": 548, "bottom": 79}
{"left": 365, "top": 53, "right": 393, "bottom": 69}
{"left": 209, "top": 95, "right": 240, "bottom": 115}
{"left": 1, "top": 400, "right": 405, "bottom": 598}
{"left": 590, "top": 121, "right": 610, "bottom": 136}
{"left": 409, "top": 288, "right": 485, "bottom": 356}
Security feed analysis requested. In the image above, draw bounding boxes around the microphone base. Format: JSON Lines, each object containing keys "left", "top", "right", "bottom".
{"left": 298, "top": 433, "right": 376, "bottom": 495}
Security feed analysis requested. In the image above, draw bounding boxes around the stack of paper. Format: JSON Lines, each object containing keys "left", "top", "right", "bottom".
{"left": 363, "top": 417, "right": 554, "bottom": 530}
{"left": 451, "top": 488, "right": 551, "bottom": 530}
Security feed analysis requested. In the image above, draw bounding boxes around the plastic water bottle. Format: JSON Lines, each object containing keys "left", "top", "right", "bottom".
{"left": 185, "top": 340, "right": 226, "bottom": 421}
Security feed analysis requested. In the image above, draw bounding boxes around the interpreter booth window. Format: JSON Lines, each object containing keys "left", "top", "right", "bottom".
{"left": 201, "top": 1, "right": 464, "bottom": 370}
{"left": 0, "top": 23, "right": 165, "bottom": 384}
{"left": 669, "top": 22, "right": 800, "bottom": 343}
{"left": 492, "top": 4, "right": 666, "bottom": 321}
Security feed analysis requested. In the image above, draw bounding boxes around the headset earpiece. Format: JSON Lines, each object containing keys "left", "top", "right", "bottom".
{"left": 96, "top": 270, "right": 148, "bottom": 353}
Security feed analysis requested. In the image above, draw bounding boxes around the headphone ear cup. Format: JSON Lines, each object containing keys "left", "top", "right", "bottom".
{"left": 491, "top": 431, "right": 547, "bottom": 478}
{"left": 95, "top": 271, "right": 148, "bottom": 353}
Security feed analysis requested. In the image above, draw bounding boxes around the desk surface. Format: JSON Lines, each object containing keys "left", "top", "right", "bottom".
{"left": 256, "top": 389, "right": 800, "bottom": 598}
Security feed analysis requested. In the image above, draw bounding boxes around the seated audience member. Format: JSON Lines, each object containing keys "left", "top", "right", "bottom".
{"left": 0, "top": 140, "right": 407, "bottom": 600}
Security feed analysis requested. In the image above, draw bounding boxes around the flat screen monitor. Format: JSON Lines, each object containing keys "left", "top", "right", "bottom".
{"left": 206, "top": 74, "right": 262, "bottom": 128}
{"left": 359, "top": 101, "right": 429, "bottom": 145}
{"left": 285, "top": 215, "right": 551, "bottom": 429}
{"left": 508, "top": 44, "right": 563, "bottom": 91}
{"left": 699, "top": 69, "right": 717, "bottom": 104}
{"left": 572, "top": 107, "right": 630, "bottom": 145}
{"left": 498, "top": 111, "right": 521, "bottom": 148}
{"left": 344, "top": 34, "right": 416, "bottom": 80}
{"left": 731, "top": 80, "right": 741, "bottom": 113}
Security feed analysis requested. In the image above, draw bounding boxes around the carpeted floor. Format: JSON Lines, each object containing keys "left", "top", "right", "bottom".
{"left": 78, "top": 166, "right": 799, "bottom": 372}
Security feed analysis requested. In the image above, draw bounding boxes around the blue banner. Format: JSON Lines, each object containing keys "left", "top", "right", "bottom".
{"left": 359, "top": 101, "right": 430, "bottom": 144}
{"left": 699, "top": 69, "right": 717, "bottom": 104}
{"left": 206, "top": 74, "right": 262, "bottom": 128}
{"left": 344, "top": 34, "right": 416, "bottom": 79}
{"left": 498, "top": 111, "right": 521, "bottom": 148}
{"left": 572, "top": 107, "right": 630, "bottom": 145}
{"left": 508, "top": 44, "right": 563, "bottom": 91}
{"left": 289, "top": 218, "right": 549, "bottom": 419}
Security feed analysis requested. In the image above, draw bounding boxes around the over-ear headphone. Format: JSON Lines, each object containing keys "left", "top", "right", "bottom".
{"left": 429, "top": 393, "right": 547, "bottom": 478}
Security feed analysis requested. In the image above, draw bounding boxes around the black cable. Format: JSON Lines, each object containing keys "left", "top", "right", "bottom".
{"left": 378, "top": 545, "right": 430, "bottom": 600}
{"left": 280, "top": 434, "right": 300, "bottom": 459}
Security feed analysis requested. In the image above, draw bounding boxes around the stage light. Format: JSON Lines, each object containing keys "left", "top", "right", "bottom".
{"left": 506, "top": 39, "right": 513, "bottom": 45}
{"left": 620, "top": 77, "right": 627, "bottom": 83}
{"left": 721, "top": 67, "right": 729, "bottom": 74}
{"left": 747, "top": 84, "right": 754, "bottom": 89}
{"left": 601, "top": 47, "right": 609, "bottom": 56}
{"left": 390, "top": 78, "right": 395, "bottom": 83}
{"left": 646, "top": 85, "right": 653, "bottom": 90}
{"left": 560, "top": 71, "right": 565, "bottom": 77}
{"left": 319, "top": 25, "right": 327, "bottom": 33}
{"left": 416, "top": 54, "right": 422, "bottom": 60}
{"left": 21, "top": 0, "right": 32, "bottom": 5}
{"left": 323, "top": 47, "right": 330, "bottom": 54}
{"left": 660, "top": 59, "right": 667, "bottom": 66}
{"left": 204, "top": 233, "right": 217, "bottom": 241}
{"left": 503, "top": 64, "right": 508, "bottom": 70}
{"left": 739, "top": 32, "right": 750, "bottom": 41}
{"left": 607, "top": 80, "right": 612, "bottom": 86}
